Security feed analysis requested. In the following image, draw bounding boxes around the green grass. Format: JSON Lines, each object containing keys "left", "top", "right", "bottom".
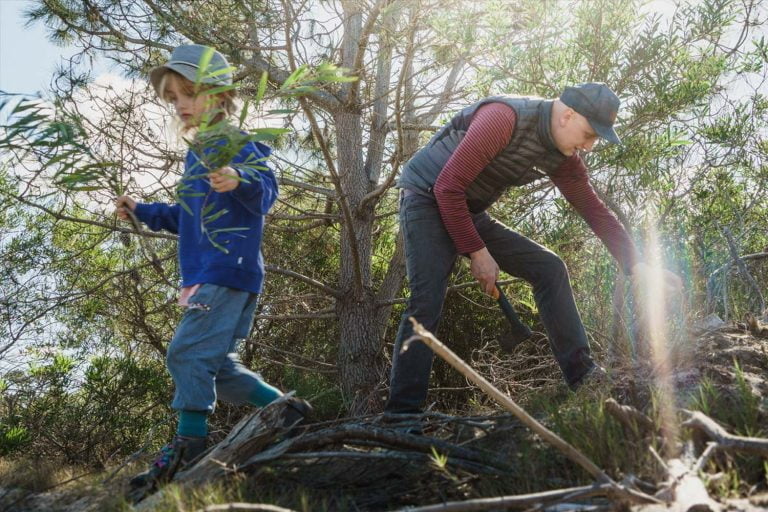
{"left": 685, "top": 361, "right": 767, "bottom": 496}
{"left": 281, "top": 368, "right": 345, "bottom": 419}
{"left": 146, "top": 475, "right": 352, "bottom": 512}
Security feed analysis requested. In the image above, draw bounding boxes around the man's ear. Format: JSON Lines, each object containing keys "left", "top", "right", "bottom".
{"left": 554, "top": 107, "right": 571, "bottom": 129}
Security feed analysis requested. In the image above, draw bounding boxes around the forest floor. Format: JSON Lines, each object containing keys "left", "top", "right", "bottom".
{"left": 1, "top": 317, "right": 767, "bottom": 512}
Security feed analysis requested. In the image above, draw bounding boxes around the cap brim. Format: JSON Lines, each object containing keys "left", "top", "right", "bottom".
{"left": 149, "top": 63, "right": 200, "bottom": 96}
{"left": 589, "top": 121, "right": 621, "bottom": 145}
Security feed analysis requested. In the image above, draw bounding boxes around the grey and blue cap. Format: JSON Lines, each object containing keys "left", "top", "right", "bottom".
{"left": 560, "top": 82, "right": 621, "bottom": 145}
{"left": 149, "top": 44, "right": 233, "bottom": 96}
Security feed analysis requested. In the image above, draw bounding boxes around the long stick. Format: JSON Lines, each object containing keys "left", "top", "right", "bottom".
{"left": 404, "top": 317, "right": 611, "bottom": 483}
{"left": 393, "top": 484, "right": 610, "bottom": 512}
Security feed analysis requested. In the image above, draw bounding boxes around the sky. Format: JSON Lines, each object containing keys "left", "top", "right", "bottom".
{"left": 0, "top": 0, "right": 111, "bottom": 95}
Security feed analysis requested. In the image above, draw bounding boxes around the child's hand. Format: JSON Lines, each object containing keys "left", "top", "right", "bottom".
{"left": 209, "top": 167, "right": 240, "bottom": 193}
{"left": 116, "top": 195, "right": 137, "bottom": 220}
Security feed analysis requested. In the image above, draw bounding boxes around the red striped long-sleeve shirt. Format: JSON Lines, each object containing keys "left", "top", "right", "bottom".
{"left": 432, "top": 102, "right": 638, "bottom": 273}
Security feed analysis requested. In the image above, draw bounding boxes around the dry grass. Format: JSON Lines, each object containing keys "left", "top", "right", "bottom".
{"left": 0, "top": 456, "right": 87, "bottom": 492}
{"left": 0, "top": 456, "right": 138, "bottom": 511}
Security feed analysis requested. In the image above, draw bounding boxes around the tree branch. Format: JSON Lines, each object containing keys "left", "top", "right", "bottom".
{"left": 347, "top": 0, "right": 388, "bottom": 107}
{"left": 400, "top": 484, "right": 615, "bottom": 512}
{"left": 264, "top": 265, "right": 342, "bottom": 299}
{"left": 377, "top": 278, "right": 519, "bottom": 307}
{"left": 721, "top": 226, "right": 765, "bottom": 312}
{"left": 253, "top": 310, "right": 336, "bottom": 320}
{"left": 277, "top": 176, "right": 336, "bottom": 198}
{"left": 682, "top": 410, "right": 768, "bottom": 458}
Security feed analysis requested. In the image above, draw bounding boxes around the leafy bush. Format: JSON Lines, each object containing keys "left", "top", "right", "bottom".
{"left": 0, "top": 424, "right": 30, "bottom": 455}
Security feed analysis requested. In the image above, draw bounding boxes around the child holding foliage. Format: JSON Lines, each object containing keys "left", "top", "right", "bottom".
{"left": 116, "top": 44, "right": 311, "bottom": 489}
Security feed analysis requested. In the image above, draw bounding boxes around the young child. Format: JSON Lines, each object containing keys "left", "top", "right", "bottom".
{"left": 117, "top": 44, "right": 311, "bottom": 488}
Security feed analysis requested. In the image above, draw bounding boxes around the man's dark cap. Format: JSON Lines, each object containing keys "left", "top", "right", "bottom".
{"left": 560, "top": 82, "right": 621, "bottom": 145}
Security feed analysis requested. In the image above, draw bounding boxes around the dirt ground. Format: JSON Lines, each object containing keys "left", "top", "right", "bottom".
{"left": 648, "top": 321, "right": 768, "bottom": 408}
{"left": 2, "top": 320, "right": 767, "bottom": 512}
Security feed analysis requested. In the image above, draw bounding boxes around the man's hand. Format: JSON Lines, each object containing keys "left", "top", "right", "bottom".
{"left": 209, "top": 166, "right": 240, "bottom": 193}
{"left": 115, "top": 195, "right": 136, "bottom": 221}
{"left": 470, "top": 247, "right": 499, "bottom": 296}
{"left": 630, "top": 262, "right": 683, "bottom": 296}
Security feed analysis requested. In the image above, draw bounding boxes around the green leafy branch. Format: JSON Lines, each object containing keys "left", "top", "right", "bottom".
{"left": 0, "top": 93, "right": 121, "bottom": 194}
{"left": 0, "top": 48, "right": 357, "bottom": 256}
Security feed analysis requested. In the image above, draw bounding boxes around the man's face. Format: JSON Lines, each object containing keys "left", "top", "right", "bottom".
{"left": 552, "top": 108, "right": 599, "bottom": 156}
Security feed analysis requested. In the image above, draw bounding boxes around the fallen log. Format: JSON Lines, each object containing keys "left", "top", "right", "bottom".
{"left": 194, "top": 504, "right": 296, "bottom": 512}
{"left": 134, "top": 395, "right": 518, "bottom": 509}
{"left": 653, "top": 458, "right": 720, "bottom": 512}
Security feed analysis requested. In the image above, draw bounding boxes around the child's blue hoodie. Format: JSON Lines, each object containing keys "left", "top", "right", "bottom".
{"left": 134, "top": 140, "right": 278, "bottom": 294}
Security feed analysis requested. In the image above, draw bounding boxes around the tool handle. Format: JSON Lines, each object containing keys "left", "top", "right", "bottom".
{"left": 495, "top": 285, "right": 533, "bottom": 342}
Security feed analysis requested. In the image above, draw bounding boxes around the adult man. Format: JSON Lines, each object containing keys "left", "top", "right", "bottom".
{"left": 386, "top": 83, "right": 678, "bottom": 416}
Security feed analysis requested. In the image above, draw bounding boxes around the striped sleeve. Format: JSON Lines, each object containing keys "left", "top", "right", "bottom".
{"left": 433, "top": 103, "right": 516, "bottom": 254}
{"left": 550, "top": 154, "right": 640, "bottom": 274}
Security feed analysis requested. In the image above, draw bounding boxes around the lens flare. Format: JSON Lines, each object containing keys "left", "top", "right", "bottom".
{"left": 639, "top": 217, "right": 679, "bottom": 455}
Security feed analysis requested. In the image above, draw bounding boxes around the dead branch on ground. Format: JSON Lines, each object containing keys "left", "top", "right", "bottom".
{"left": 403, "top": 317, "right": 660, "bottom": 509}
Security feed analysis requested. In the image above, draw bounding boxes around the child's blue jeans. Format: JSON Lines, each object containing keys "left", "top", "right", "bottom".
{"left": 166, "top": 283, "right": 278, "bottom": 412}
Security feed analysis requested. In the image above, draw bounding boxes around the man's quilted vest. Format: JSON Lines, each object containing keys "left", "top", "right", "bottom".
{"left": 398, "top": 96, "right": 567, "bottom": 213}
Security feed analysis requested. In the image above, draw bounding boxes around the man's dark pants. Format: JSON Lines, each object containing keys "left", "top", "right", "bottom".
{"left": 385, "top": 192, "right": 596, "bottom": 414}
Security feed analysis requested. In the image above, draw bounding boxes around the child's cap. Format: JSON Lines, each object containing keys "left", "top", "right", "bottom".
{"left": 149, "top": 44, "right": 233, "bottom": 96}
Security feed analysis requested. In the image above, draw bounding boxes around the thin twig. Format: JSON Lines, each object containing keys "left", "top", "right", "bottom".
{"left": 194, "top": 504, "right": 296, "bottom": 512}
{"left": 693, "top": 442, "right": 719, "bottom": 473}
{"left": 377, "top": 279, "right": 519, "bottom": 307}
{"left": 124, "top": 208, "right": 176, "bottom": 288}
{"left": 648, "top": 445, "right": 668, "bottom": 474}
{"left": 264, "top": 264, "right": 342, "bottom": 298}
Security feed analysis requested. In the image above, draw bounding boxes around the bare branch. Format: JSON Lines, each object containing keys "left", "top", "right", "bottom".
{"left": 254, "top": 310, "right": 336, "bottom": 320}
{"left": 377, "top": 278, "right": 520, "bottom": 307}
{"left": 347, "top": 0, "right": 388, "bottom": 106}
{"left": 400, "top": 484, "right": 615, "bottom": 512}
{"left": 682, "top": 410, "right": 768, "bottom": 458}
{"left": 277, "top": 176, "right": 336, "bottom": 198}
{"left": 264, "top": 264, "right": 342, "bottom": 299}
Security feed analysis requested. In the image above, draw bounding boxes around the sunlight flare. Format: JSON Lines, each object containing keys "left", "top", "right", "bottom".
{"left": 638, "top": 214, "right": 679, "bottom": 454}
